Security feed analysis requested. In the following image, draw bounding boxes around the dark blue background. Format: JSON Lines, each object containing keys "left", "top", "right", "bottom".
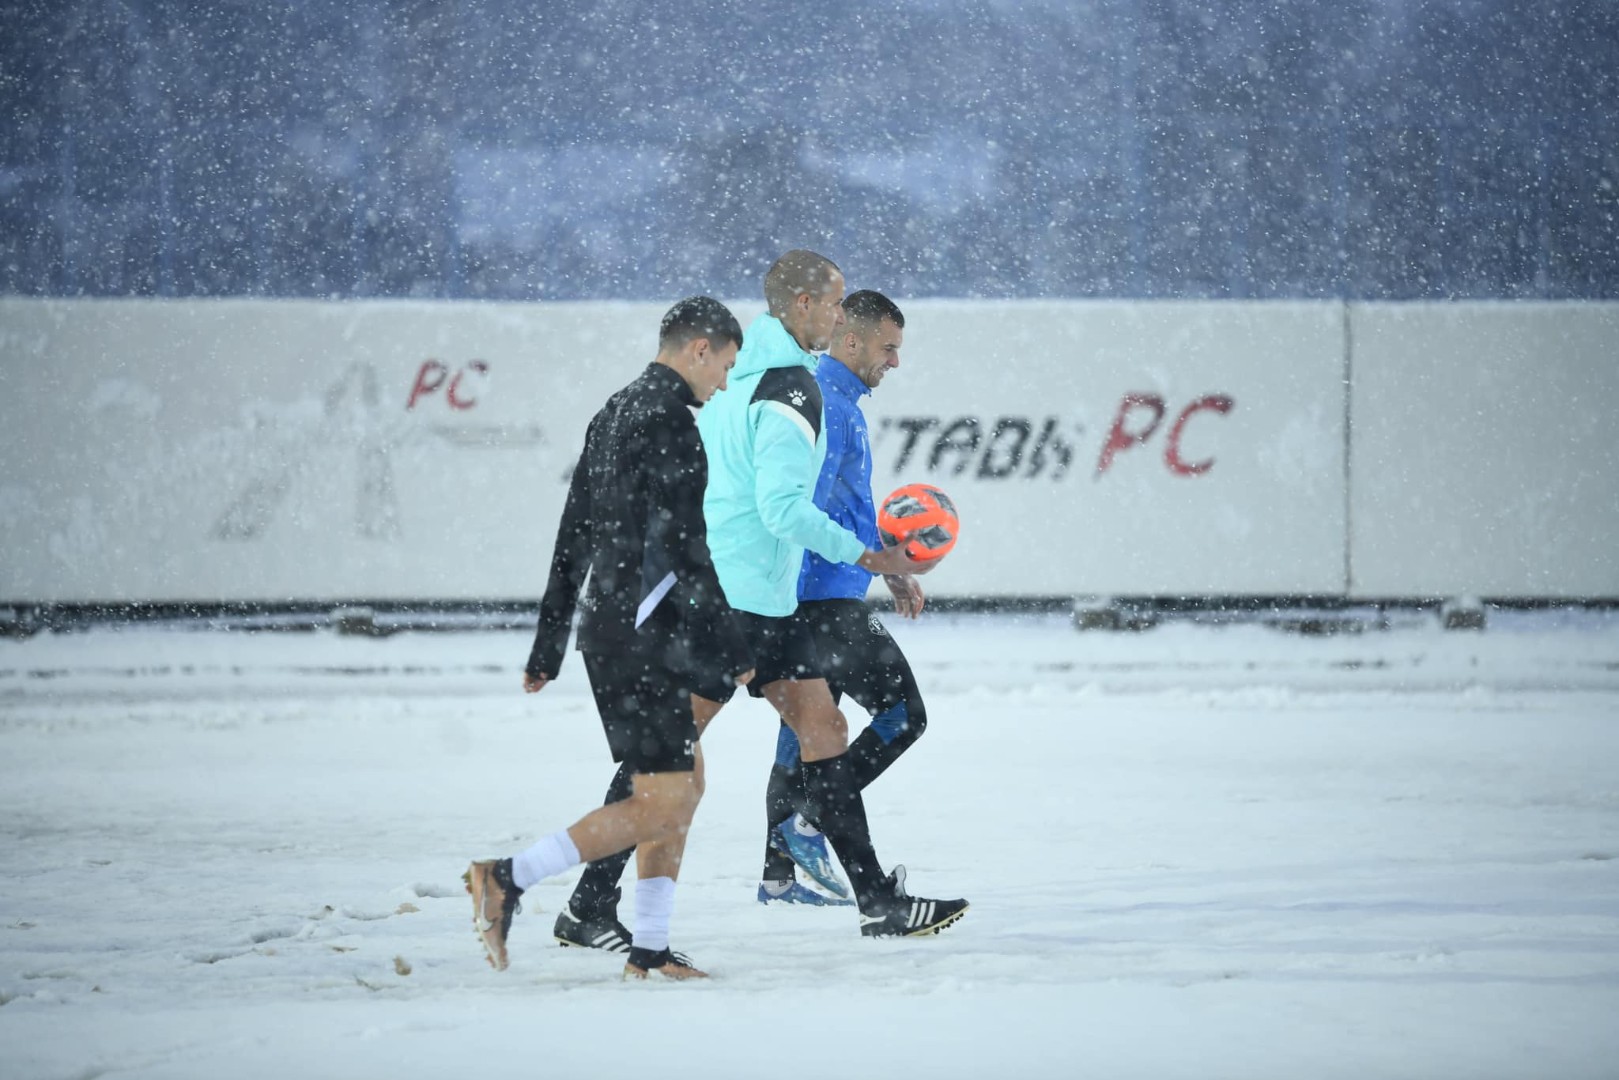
{"left": 3, "top": 0, "right": 1614, "bottom": 300}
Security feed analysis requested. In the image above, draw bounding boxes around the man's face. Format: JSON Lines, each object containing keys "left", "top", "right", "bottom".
{"left": 847, "top": 316, "right": 903, "bottom": 390}
{"left": 689, "top": 338, "right": 738, "bottom": 403}
{"left": 802, "top": 271, "right": 847, "bottom": 352}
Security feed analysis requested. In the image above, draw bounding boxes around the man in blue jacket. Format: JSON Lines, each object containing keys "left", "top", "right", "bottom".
{"left": 697, "top": 251, "right": 968, "bottom": 938}
{"left": 757, "top": 289, "right": 935, "bottom": 905}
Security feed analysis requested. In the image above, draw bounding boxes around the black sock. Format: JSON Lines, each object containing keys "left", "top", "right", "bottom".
{"left": 844, "top": 698, "right": 928, "bottom": 792}
{"left": 796, "top": 753, "right": 886, "bottom": 908}
{"left": 568, "top": 761, "right": 634, "bottom": 916}
{"left": 761, "top": 763, "right": 800, "bottom": 881}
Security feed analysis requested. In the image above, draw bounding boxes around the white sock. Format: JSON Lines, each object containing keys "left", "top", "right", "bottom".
{"left": 633, "top": 876, "right": 678, "bottom": 952}
{"left": 791, "top": 813, "right": 822, "bottom": 838}
{"left": 510, "top": 829, "right": 581, "bottom": 891}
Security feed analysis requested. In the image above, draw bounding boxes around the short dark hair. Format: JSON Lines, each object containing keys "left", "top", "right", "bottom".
{"left": 842, "top": 289, "right": 904, "bottom": 330}
{"left": 659, "top": 295, "right": 743, "bottom": 351}
{"left": 763, "top": 249, "right": 842, "bottom": 316}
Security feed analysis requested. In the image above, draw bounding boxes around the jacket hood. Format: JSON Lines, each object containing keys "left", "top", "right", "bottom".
{"left": 733, "top": 313, "right": 816, "bottom": 379}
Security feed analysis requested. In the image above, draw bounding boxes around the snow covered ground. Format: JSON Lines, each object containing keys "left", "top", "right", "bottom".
{"left": 2, "top": 611, "right": 1617, "bottom": 1079}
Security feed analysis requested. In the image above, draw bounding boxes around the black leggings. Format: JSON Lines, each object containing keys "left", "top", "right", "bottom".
{"left": 783, "top": 599, "right": 929, "bottom": 781}
{"left": 762, "top": 600, "right": 930, "bottom": 885}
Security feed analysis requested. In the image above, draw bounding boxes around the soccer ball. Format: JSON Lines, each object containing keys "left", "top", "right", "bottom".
{"left": 877, "top": 483, "right": 960, "bottom": 563}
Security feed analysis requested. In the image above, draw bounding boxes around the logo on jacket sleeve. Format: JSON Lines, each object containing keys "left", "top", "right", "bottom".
{"left": 789, "top": 389, "right": 806, "bottom": 407}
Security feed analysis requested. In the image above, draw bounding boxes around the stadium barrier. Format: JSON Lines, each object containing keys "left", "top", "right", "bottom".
{"left": 2, "top": 298, "right": 1615, "bottom": 612}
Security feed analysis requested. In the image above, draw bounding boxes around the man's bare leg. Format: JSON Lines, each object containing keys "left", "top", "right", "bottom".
{"left": 633, "top": 746, "right": 705, "bottom": 880}
{"left": 753, "top": 677, "right": 895, "bottom": 908}
{"left": 607, "top": 766, "right": 707, "bottom": 979}
{"left": 562, "top": 771, "right": 700, "bottom": 862}
{"left": 756, "top": 680, "right": 853, "bottom": 899}
{"left": 632, "top": 694, "right": 725, "bottom": 879}
{"left": 761, "top": 678, "right": 848, "bottom": 761}
{"left": 556, "top": 694, "right": 730, "bottom": 953}
{"left": 467, "top": 771, "right": 697, "bottom": 970}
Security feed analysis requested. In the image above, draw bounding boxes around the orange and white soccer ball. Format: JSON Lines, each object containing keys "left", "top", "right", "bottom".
{"left": 877, "top": 483, "right": 960, "bottom": 563}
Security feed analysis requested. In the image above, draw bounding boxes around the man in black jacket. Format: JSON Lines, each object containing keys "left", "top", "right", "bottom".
{"left": 465, "top": 296, "right": 753, "bottom": 981}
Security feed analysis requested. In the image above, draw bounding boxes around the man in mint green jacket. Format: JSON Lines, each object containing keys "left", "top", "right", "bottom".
{"left": 693, "top": 249, "right": 969, "bottom": 939}
{"left": 698, "top": 263, "right": 868, "bottom": 614}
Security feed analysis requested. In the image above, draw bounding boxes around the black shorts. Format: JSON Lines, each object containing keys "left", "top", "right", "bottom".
{"left": 794, "top": 599, "right": 914, "bottom": 715}
{"left": 581, "top": 649, "right": 697, "bottom": 774}
{"left": 690, "top": 609, "right": 826, "bottom": 704}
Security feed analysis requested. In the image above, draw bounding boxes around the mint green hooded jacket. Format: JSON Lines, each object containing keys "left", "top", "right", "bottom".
{"left": 697, "top": 314, "right": 869, "bottom": 616}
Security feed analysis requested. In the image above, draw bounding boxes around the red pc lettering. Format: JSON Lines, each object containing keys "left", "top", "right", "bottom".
{"left": 1164, "top": 395, "right": 1235, "bottom": 476}
{"left": 406, "top": 360, "right": 449, "bottom": 410}
{"left": 1094, "top": 393, "right": 1165, "bottom": 477}
{"left": 446, "top": 360, "right": 490, "bottom": 411}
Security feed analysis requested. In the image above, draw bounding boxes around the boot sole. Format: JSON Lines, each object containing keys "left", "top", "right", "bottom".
{"left": 864, "top": 902, "right": 970, "bottom": 938}
{"left": 905, "top": 903, "right": 968, "bottom": 936}
{"left": 624, "top": 963, "right": 710, "bottom": 980}
{"left": 464, "top": 866, "right": 510, "bottom": 970}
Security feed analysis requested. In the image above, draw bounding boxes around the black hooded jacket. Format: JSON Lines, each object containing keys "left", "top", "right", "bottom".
{"left": 524, "top": 362, "right": 751, "bottom": 685}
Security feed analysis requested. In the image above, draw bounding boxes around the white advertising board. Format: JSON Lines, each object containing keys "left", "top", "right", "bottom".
{"left": 0, "top": 299, "right": 674, "bottom": 603}
{"left": 1349, "top": 302, "right": 1619, "bottom": 599}
{"left": 864, "top": 300, "right": 1348, "bottom": 596}
{"left": 1, "top": 298, "right": 1350, "bottom": 603}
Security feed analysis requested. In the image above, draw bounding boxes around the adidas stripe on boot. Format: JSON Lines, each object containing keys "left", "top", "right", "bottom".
{"left": 857, "top": 865, "right": 969, "bottom": 938}
{"left": 553, "top": 887, "right": 632, "bottom": 952}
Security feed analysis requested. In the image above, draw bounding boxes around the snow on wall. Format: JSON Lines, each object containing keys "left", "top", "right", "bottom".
{"left": 1349, "top": 302, "right": 1619, "bottom": 598}
{"left": 1, "top": 298, "right": 1614, "bottom": 603}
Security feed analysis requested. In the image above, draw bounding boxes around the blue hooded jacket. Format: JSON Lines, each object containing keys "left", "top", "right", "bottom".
{"left": 798, "top": 354, "right": 881, "bottom": 602}
{"left": 697, "top": 314, "right": 869, "bottom": 616}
